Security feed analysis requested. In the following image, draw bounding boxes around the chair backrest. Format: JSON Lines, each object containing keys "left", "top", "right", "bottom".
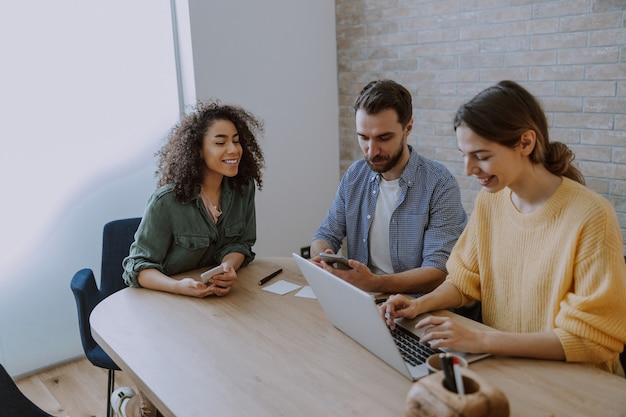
{"left": 100, "top": 217, "right": 141, "bottom": 297}
{"left": 0, "top": 364, "right": 53, "bottom": 417}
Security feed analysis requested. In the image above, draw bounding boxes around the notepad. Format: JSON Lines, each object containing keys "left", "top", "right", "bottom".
{"left": 261, "top": 280, "right": 301, "bottom": 295}
{"left": 295, "top": 285, "right": 316, "bottom": 299}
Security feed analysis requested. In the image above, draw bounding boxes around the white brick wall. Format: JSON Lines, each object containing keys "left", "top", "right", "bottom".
{"left": 336, "top": 0, "right": 626, "bottom": 253}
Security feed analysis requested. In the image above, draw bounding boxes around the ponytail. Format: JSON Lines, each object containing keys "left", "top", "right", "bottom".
{"left": 455, "top": 80, "right": 586, "bottom": 185}
{"left": 544, "top": 142, "right": 585, "bottom": 185}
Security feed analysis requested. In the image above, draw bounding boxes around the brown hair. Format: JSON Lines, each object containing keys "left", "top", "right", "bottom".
{"left": 454, "top": 80, "right": 585, "bottom": 185}
{"left": 353, "top": 79, "right": 413, "bottom": 128}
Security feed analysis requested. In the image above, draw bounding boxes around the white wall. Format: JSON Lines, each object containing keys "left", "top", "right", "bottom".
{"left": 0, "top": 0, "right": 339, "bottom": 376}
{"left": 0, "top": 0, "right": 184, "bottom": 376}
{"left": 188, "top": 0, "right": 340, "bottom": 257}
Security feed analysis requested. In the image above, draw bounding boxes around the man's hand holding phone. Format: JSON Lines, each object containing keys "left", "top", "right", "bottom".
{"left": 316, "top": 252, "right": 382, "bottom": 293}
{"left": 318, "top": 253, "right": 353, "bottom": 270}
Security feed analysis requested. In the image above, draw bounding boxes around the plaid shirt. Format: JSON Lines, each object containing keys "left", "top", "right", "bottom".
{"left": 313, "top": 146, "right": 466, "bottom": 273}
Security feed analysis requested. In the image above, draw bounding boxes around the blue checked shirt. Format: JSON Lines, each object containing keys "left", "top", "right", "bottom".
{"left": 313, "top": 146, "right": 467, "bottom": 273}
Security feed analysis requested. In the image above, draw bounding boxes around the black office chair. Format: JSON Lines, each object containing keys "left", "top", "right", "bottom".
{"left": 0, "top": 363, "right": 54, "bottom": 417}
{"left": 70, "top": 217, "right": 141, "bottom": 417}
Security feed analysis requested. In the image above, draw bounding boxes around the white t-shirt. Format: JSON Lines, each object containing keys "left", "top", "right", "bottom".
{"left": 369, "top": 178, "right": 401, "bottom": 274}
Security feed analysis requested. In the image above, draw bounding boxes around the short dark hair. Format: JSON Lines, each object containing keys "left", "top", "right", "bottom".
{"left": 353, "top": 79, "right": 413, "bottom": 128}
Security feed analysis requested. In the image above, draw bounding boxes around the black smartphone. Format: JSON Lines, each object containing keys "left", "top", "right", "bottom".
{"left": 319, "top": 253, "right": 352, "bottom": 270}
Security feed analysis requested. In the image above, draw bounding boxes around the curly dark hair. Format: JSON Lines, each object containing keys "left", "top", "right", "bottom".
{"left": 156, "top": 100, "right": 265, "bottom": 201}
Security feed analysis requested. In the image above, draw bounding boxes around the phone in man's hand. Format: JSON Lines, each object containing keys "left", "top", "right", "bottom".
{"left": 319, "top": 253, "right": 352, "bottom": 270}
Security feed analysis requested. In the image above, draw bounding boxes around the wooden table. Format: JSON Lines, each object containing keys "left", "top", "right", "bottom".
{"left": 91, "top": 257, "right": 626, "bottom": 417}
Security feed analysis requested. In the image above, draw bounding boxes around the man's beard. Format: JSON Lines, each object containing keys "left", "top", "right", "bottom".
{"left": 365, "top": 140, "right": 404, "bottom": 174}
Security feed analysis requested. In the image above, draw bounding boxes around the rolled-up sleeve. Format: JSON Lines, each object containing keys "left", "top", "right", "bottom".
{"left": 312, "top": 176, "right": 348, "bottom": 253}
{"left": 122, "top": 193, "right": 173, "bottom": 287}
{"left": 419, "top": 171, "right": 467, "bottom": 272}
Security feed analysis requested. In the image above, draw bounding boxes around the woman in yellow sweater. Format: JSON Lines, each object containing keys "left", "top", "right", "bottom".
{"left": 382, "top": 80, "right": 626, "bottom": 376}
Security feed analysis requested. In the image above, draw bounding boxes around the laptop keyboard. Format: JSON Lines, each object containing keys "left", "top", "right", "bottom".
{"left": 390, "top": 326, "right": 441, "bottom": 366}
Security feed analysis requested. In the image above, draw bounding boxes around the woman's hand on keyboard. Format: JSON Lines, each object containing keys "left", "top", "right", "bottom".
{"left": 380, "top": 294, "right": 419, "bottom": 329}
{"left": 416, "top": 315, "right": 483, "bottom": 353}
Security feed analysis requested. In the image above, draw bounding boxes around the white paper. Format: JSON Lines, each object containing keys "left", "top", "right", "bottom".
{"left": 295, "top": 285, "right": 316, "bottom": 299}
{"left": 261, "top": 280, "right": 302, "bottom": 295}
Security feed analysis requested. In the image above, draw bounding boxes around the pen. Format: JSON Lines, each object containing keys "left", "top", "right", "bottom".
{"left": 440, "top": 353, "right": 457, "bottom": 393}
{"left": 258, "top": 268, "right": 283, "bottom": 285}
{"left": 452, "top": 356, "right": 465, "bottom": 395}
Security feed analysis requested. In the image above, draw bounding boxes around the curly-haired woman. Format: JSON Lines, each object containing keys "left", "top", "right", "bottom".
{"left": 114, "top": 100, "right": 265, "bottom": 417}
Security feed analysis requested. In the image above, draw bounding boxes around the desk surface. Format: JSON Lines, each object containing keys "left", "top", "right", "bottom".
{"left": 91, "top": 257, "right": 626, "bottom": 417}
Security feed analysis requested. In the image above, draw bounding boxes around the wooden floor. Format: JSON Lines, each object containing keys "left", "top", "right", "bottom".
{"left": 15, "top": 357, "right": 137, "bottom": 417}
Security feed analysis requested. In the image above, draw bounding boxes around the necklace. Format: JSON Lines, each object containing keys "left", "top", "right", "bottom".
{"left": 200, "top": 187, "right": 222, "bottom": 224}
{"left": 200, "top": 187, "right": 221, "bottom": 210}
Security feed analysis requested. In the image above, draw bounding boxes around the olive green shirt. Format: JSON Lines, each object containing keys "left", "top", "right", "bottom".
{"left": 122, "top": 180, "right": 256, "bottom": 287}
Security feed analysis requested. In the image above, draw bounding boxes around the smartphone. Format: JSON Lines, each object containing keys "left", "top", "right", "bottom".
{"left": 319, "top": 253, "right": 352, "bottom": 270}
{"left": 200, "top": 265, "right": 224, "bottom": 284}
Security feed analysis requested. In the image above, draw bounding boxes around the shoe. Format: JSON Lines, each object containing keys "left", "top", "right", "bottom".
{"left": 111, "top": 386, "right": 136, "bottom": 417}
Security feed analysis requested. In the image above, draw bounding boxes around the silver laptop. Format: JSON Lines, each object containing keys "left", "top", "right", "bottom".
{"left": 293, "top": 253, "right": 490, "bottom": 381}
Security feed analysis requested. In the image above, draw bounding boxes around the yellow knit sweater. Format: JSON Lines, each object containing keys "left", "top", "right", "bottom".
{"left": 447, "top": 178, "right": 626, "bottom": 375}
